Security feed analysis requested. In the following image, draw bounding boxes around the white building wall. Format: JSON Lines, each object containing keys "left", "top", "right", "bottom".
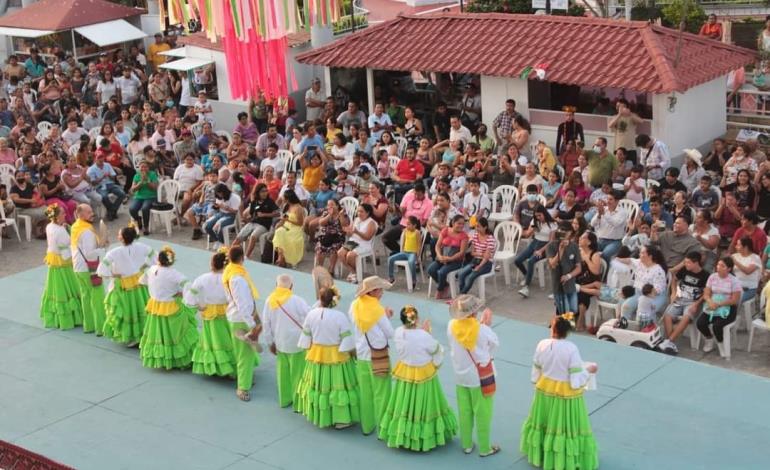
{"left": 652, "top": 77, "right": 726, "bottom": 166}
{"left": 480, "top": 75, "right": 530, "bottom": 126}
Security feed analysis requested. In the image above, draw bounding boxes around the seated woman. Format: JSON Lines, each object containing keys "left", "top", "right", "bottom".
{"left": 515, "top": 206, "right": 557, "bottom": 298}
{"left": 457, "top": 217, "right": 496, "bottom": 295}
{"left": 337, "top": 203, "right": 378, "bottom": 283}
{"left": 670, "top": 191, "right": 693, "bottom": 225}
{"left": 553, "top": 188, "right": 579, "bottom": 224}
{"left": 37, "top": 164, "right": 77, "bottom": 224}
{"left": 615, "top": 246, "right": 669, "bottom": 316}
{"left": 314, "top": 199, "right": 349, "bottom": 275}
{"left": 272, "top": 189, "right": 306, "bottom": 268}
{"left": 731, "top": 236, "right": 762, "bottom": 303}
{"left": 575, "top": 232, "right": 603, "bottom": 332}
{"left": 204, "top": 183, "right": 241, "bottom": 250}
{"left": 697, "top": 257, "right": 743, "bottom": 358}
{"left": 373, "top": 130, "right": 398, "bottom": 157}
{"left": 427, "top": 215, "right": 469, "bottom": 300}
{"left": 543, "top": 169, "right": 562, "bottom": 208}
{"left": 128, "top": 161, "right": 159, "bottom": 236}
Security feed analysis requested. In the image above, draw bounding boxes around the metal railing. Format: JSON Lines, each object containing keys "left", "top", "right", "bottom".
{"left": 333, "top": 0, "right": 370, "bottom": 35}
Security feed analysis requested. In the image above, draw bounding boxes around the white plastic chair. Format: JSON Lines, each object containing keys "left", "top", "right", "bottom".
{"left": 427, "top": 268, "right": 460, "bottom": 299}
{"left": 492, "top": 221, "right": 522, "bottom": 285}
{"left": 646, "top": 179, "right": 660, "bottom": 192}
{"left": 149, "top": 180, "right": 181, "bottom": 236}
{"left": 388, "top": 156, "right": 400, "bottom": 172}
{"left": 488, "top": 185, "right": 518, "bottom": 225}
{"left": 0, "top": 203, "right": 21, "bottom": 243}
{"left": 88, "top": 127, "right": 101, "bottom": 141}
{"left": 354, "top": 249, "right": 378, "bottom": 284}
{"left": 480, "top": 182, "right": 489, "bottom": 195}
{"left": 0, "top": 163, "right": 15, "bottom": 181}
{"left": 276, "top": 149, "right": 293, "bottom": 174}
{"left": 339, "top": 196, "right": 359, "bottom": 224}
{"left": 190, "top": 122, "right": 204, "bottom": 139}
{"left": 590, "top": 262, "right": 634, "bottom": 327}
{"left": 393, "top": 228, "right": 428, "bottom": 292}
{"left": 395, "top": 136, "right": 408, "bottom": 157}
{"left": 747, "top": 290, "right": 768, "bottom": 352}
{"left": 695, "top": 322, "right": 739, "bottom": 360}
{"left": 618, "top": 198, "right": 639, "bottom": 227}
{"left": 215, "top": 130, "right": 232, "bottom": 143}
{"left": 133, "top": 154, "right": 144, "bottom": 170}
{"left": 206, "top": 210, "right": 242, "bottom": 250}
{"left": 37, "top": 121, "right": 53, "bottom": 140}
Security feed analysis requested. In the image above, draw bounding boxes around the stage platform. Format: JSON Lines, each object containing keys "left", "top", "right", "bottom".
{"left": 0, "top": 240, "right": 768, "bottom": 470}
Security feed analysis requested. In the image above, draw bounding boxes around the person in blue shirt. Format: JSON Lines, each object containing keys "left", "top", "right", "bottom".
{"left": 200, "top": 142, "right": 226, "bottom": 172}
{"left": 297, "top": 124, "right": 326, "bottom": 163}
{"left": 86, "top": 153, "right": 126, "bottom": 221}
{"left": 0, "top": 98, "right": 14, "bottom": 128}
{"left": 24, "top": 48, "right": 46, "bottom": 80}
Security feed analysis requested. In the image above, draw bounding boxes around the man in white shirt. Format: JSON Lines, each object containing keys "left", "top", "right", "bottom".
{"left": 150, "top": 121, "right": 176, "bottom": 152}
{"left": 449, "top": 115, "right": 472, "bottom": 145}
{"left": 277, "top": 171, "right": 309, "bottom": 206}
{"left": 460, "top": 83, "right": 481, "bottom": 125}
{"left": 259, "top": 143, "right": 283, "bottom": 177}
{"left": 173, "top": 153, "right": 204, "bottom": 214}
{"left": 304, "top": 77, "right": 325, "bottom": 123}
{"left": 590, "top": 190, "right": 628, "bottom": 263}
{"left": 367, "top": 102, "right": 393, "bottom": 141}
{"left": 115, "top": 68, "right": 142, "bottom": 106}
{"left": 636, "top": 134, "right": 670, "bottom": 181}
{"left": 61, "top": 119, "right": 88, "bottom": 148}
{"left": 462, "top": 177, "right": 491, "bottom": 221}
{"left": 260, "top": 274, "right": 310, "bottom": 409}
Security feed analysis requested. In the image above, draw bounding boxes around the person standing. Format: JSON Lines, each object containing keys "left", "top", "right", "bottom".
{"left": 261, "top": 274, "right": 310, "bottom": 409}
{"left": 139, "top": 246, "right": 199, "bottom": 370}
{"left": 491, "top": 99, "right": 520, "bottom": 151}
{"left": 296, "top": 286, "right": 360, "bottom": 429}
{"left": 71, "top": 204, "right": 107, "bottom": 335}
{"left": 520, "top": 315, "right": 599, "bottom": 470}
{"left": 555, "top": 106, "right": 584, "bottom": 154}
{"left": 699, "top": 14, "right": 723, "bottom": 40}
{"left": 446, "top": 295, "right": 500, "bottom": 457}
{"left": 97, "top": 225, "right": 154, "bottom": 347}
{"left": 185, "top": 250, "right": 237, "bottom": 378}
{"left": 349, "top": 276, "right": 394, "bottom": 435}
{"left": 40, "top": 204, "right": 83, "bottom": 330}
{"left": 378, "top": 305, "right": 458, "bottom": 451}
{"left": 608, "top": 99, "right": 643, "bottom": 163}
{"left": 305, "top": 78, "right": 325, "bottom": 123}
{"left": 223, "top": 246, "right": 262, "bottom": 401}
{"left": 636, "top": 134, "right": 670, "bottom": 181}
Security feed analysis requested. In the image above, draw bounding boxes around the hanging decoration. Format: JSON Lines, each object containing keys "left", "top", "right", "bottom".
{"left": 162, "top": 0, "right": 340, "bottom": 100}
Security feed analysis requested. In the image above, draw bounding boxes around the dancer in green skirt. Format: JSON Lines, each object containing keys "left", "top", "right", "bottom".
{"left": 185, "top": 249, "right": 236, "bottom": 377}
{"left": 70, "top": 204, "right": 106, "bottom": 335}
{"left": 296, "top": 286, "right": 360, "bottom": 429}
{"left": 261, "top": 273, "right": 310, "bottom": 409}
{"left": 520, "top": 314, "right": 599, "bottom": 470}
{"left": 138, "top": 246, "right": 199, "bottom": 370}
{"left": 349, "top": 276, "right": 394, "bottom": 435}
{"left": 40, "top": 203, "right": 82, "bottom": 330}
{"left": 379, "top": 305, "right": 457, "bottom": 451}
{"left": 97, "top": 224, "right": 154, "bottom": 346}
{"left": 447, "top": 294, "right": 501, "bottom": 457}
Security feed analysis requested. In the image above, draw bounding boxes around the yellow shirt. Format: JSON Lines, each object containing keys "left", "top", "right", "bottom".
{"left": 539, "top": 147, "right": 557, "bottom": 176}
{"left": 302, "top": 165, "right": 323, "bottom": 193}
{"left": 403, "top": 229, "right": 419, "bottom": 253}
{"left": 148, "top": 43, "right": 171, "bottom": 68}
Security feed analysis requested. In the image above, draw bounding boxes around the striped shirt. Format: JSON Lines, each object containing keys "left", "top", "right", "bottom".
{"left": 471, "top": 232, "right": 496, "bottom": 258}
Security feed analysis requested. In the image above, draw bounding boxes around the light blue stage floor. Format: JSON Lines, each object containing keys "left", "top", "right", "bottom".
{"left": 1, "top": 240, "right": 768, "bottom": 470}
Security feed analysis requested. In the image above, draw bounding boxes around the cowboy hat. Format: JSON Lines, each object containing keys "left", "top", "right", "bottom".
{"left": 355, "top": 276, "right": 392, "bottom": 298}
{"left": 683, "top": 148, "right": 703, "bottom": 166}
{"left": 449, "top": 294, "right": 485, "bottom": 320}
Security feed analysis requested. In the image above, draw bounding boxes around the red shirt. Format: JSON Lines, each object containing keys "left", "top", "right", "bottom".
{"left": 732, "top": 226, "right": 768, "bottom": 254}
{"left": 395, "top": 158, "right": 424, "bottom": 182}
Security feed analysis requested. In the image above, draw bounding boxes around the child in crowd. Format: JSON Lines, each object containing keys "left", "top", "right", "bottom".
{"left": 624, "top": 220, "right": 651, "bottom": 257}
{"left": 334, "top": 167, "right": 355, "bottom": 198}
{"left": 624, "top": 165, "right": 645, "bottom": 203}
{"left": 387, "top": 216, "right": 421, "bottom": 289}
{"left": 187, "top": 170, "right": 218, "bottom": 239}
{"left": 542, "top": 169, "right": 562, "bottom": 208}
{"left": 309, "top": 178, "right": 336, "bottom": 217}
{"left": 376, "top": 149, "right": 392, "bottom": 185}
{"left": 450, "top": 166, "right": 466, "bottom": 195}
{"left": 618, "top": 285, "right": 636, "bottom": 320}
{"left": 690, "top": 175, "right": 720, "bottom": 212}
{"left": 636, "top": 284, "right": 658, "bottom": 331}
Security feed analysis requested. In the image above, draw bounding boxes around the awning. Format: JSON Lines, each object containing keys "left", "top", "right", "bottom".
{"left": 160, "top": 47, "right": 186, "bottom": 58}
{"left": 160, "top": 57, "right": 213, "bottom": 72}
{"left": 0, "top": 27, "right": 55, "bottom": 38}
{"left": 74, "top": 19, "right": 146, "bottom": 47}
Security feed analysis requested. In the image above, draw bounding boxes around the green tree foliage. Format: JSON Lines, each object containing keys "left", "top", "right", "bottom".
{"left": 660, "top": 0, "right": 707, "bottom": 34}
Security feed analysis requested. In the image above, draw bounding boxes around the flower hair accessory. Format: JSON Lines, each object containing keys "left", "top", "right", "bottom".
{"left": 401, "top": 305, "right": 419, "bottom": 327}
{"left": 561, "top": 312, "right": 576, "bottom": 330}
{"left": 160, "top": 245, "right": 176, "bottom": 265}
{"left": 216, "top": 246, "right": 229, "bottom": 256}
{"left": 328, "top": 285, "right": 341, "bottom": 308}
{"left": 126, "top": 220, "right": 140, "bottom": 237}
{"left": 562, "top": 105, "right": 577, "bottom": 113}
{"left": 44, "top": 203, "right": 61, "bottom": 221}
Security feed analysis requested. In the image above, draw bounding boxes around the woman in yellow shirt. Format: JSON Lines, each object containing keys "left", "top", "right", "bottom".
{"left": 300, "top": 153, "right": 325, "bottom": 193}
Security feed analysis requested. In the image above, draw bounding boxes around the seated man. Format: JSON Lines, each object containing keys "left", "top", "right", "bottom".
{"left": 590, "top": 190, "right": 627, "bottom": 263}
{"left": 650, "top": 216, "right": 701, "bottom": 274}
{"left": 276, "top": 171, "right": 309, "bottom": 207}
{"left": 660, "top": 252, "right": 708, "bottom": 354}
{"left": 392, "top": 146, "right": 424, "bottom": 204}
{"left": 86, "top": 153, "right": 126, "bottom": 221}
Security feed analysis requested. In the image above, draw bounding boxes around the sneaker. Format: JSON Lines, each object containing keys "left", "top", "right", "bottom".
{"left": 702, "top": 338, "right": 715, "bottom": 353}
{"left": 192, "top": 228, "right": 203, "bottom": 240}
{"left": 346, "top": 273, "right": 357, "bottom": 283}
{"left": 519, "top": 279, "right": 527, "bottom": 287}
{"left": 548, "top": 294, "right": 554, "bottom": 300}
{"left": 212, "top": 242, "right": 222, "bottom": 251}
{"left": 659, "top": 339, "right": 678, "bottom": 354}
{"left": 518, "top": 286, "right": 529, "bottom": 298}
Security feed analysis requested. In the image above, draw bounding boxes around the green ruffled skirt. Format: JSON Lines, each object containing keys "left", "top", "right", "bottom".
{"left": 520, "top": 389, "right": 599, "bottom": 470}
{"left": 103, "top": 284, "right": 149, "bottom": 344}
{"left": 40, "top": 265, "right": 83, "bottom": 330}
{"left": 192, "top": 316, "right": 236, "bottom": 377}
{"left": 295, "top": 359, "right": 360, "bottom": 428}
{"left": 139, "top": 299, "right": 199, "bottom": 370}
{"left": 378, "top": 375, "right": 458, "bottom": 452}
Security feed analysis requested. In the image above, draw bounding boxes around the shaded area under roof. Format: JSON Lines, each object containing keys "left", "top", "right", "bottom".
{"left": 0, "top": 0, "right": 145, "bottom": 32}
{"left": 296, "top": 12, "right": 757, "bottom": 94}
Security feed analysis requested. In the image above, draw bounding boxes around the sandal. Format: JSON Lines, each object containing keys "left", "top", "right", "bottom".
{"left": 236, "top": 390, "right": 250, "bottom": 402}
{"left": 480, "top": 445, "right": 501, "bottom": 457}
{"left": 334, "top": 423, "right": 353, "bottom": 430}
{"left": 463, "top": 444, "right": 475, "bottom": 455}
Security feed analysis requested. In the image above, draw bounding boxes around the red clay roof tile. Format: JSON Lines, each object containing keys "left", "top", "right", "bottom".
{"left": 296, "top": 12, "right": 756, "bottom": 94}
{"left": 0, "top": 0, "right": 144, "bottom": 31}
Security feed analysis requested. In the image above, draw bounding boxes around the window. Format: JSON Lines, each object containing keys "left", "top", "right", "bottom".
{"left": 528, "top": 81, "right": 652, "bottom": 119}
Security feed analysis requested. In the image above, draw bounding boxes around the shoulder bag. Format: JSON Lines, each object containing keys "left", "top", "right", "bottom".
{"left": 466, "top": 349, "right": 496, "bottom": 397}
{"left": 364, "top": 332, "right": 390, "bottom": 377}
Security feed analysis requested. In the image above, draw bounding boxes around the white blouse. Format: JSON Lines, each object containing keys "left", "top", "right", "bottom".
{"left": 530, "top": 338, "right": 590, "bottom": 390}
{"left": 630, "top": 258, "right": 667, "bottom": 294}
{"left": 732, "top": 253, "right": 762, "bottom": 289}
{"left": 142, "top": 265, "right": 187, "bottom": 302}
{"left": 225, "top": 275, "right": 257, "bottom": 328}
{"left": 298, "top": 307, "right": 356, "bottom": 352}
{"left": 393, "top": 327, "right": 444, "bottom": 367}
{"left": 184, "top": 272, "right": 228, "bottom": 308}
{"left": 261, "top": 294, "right": 311, "bottom": 354}
{"left": 348, "top": 304, "right": 394, "bottom": 361}
{"left": 446, "top": 321, "right": 499, "bottom": 388}
{"left": 97, "top": 242, "right": 155, "bottom": 291}
{"left": 46, "top": 223, "right": 71, "bottom": 260}
{"left": 349, "top": 217, "right": 378, "bottom": 254}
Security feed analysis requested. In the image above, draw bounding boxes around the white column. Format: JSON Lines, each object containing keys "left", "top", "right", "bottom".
{"left": 366, "top": 68, "right": 375, "bottom": 115}
{"left": 323, "top": 66, "right": 332, "bottom": 97}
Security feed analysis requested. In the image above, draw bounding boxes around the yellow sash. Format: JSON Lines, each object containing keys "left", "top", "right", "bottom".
{"left": 146, "top": 298, "right": 179, "bottom": 316}
{"left": 222, "top": 262, "right": 259, "bottom": 299}
{"left": 450, "top": 317, "right": 480, "bottom": 350}
{"left": 70, "top": 219, "right": 94, "bottom": 250}
{"left": 201, "top": 303, "right": 228, "bottom": 320}
{"left": 266, "top": 286, "right": 292, "bottom": 309}
{"left": 306, "top": 344, "right": 350, "bottom": 364}
{"left": 392, "top": 361, "right": 437, "bottom": 384}
{"left": 535, "top": 376, "right": 583, "bottom": 398}
{"left": 118, "top": 272, "right": 143, "bottom": 290}
{"left": 351, "top": 295, "right": 384, "bottom": 333}
{"left": 44, "top": 252, "right": 71, "bottom": 267}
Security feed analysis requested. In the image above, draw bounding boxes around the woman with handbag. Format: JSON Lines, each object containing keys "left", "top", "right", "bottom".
{"left": 313, "top": 199, "right": 349, "bottom": 275}
{"left": 427, "top": 215, "right": 470, "bottom": 300}
{"left": 184, "top": 249, "right": 237, "bottom": 378}
{"left": 349, "top": 276, "right": 395, "bottom": 435}
{"left": 378, "top": 305, "right": 457, "bottom": 451}
{"left": 97, "top": 224, "right": 155, "bottom": 347}
{"left": 40, "top": 203, "right": 83, "bottom": 330}
{"left": 296, "top": 285, "right": 360, "bottom": 429}
{"left": 446, "top": 294, "right": 500, "bottom": 457}
{"left": 139, "top": 246, "right": 199, "bottom": 370}
{"left": 520, "top": 314, "right": 599, "bottom": 470}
